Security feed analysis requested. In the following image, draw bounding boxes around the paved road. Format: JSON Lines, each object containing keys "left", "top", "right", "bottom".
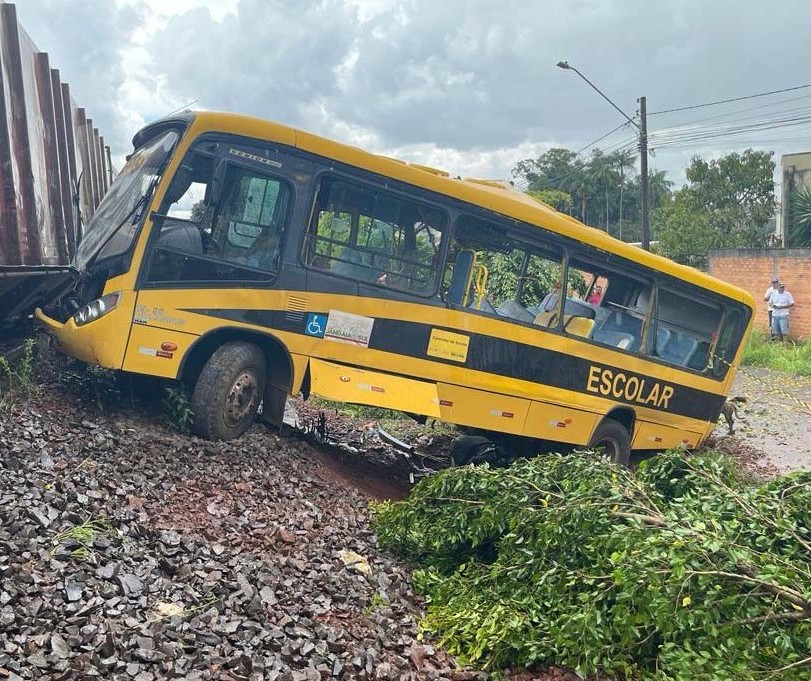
{"left": 712, "top": 366, "right": 811, "bottom": 475}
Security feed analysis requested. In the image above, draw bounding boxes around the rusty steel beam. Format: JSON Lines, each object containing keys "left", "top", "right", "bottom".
{"left": 0, "top": 3, "right": 115, "bottom": 266}
{"left": 85, "top": 117, "right": 99, "bottom": 209}
{"left": 96, "top": 131, "right": 107, "bottom": 198}
{"left": 105, "top": 145, "right": 113, "bottom": 187}
{"left": 0, "top": 16, "right": 20, "bottom": 264}
{"left": 61, "top": 83, "right": 82, "bottom": 243}
{"left": 74, "top": 108, "right": 93, "bottom": 223}
{"left": 61, "top": 83, "right": 77, "bottom": 185}
{"left": 1, "top": 2, "right": 40, "bottom": 263}
{"left": 35, "top": 52, "right": 68, "bottom": 264}
{"left": 51, "top": 68, "right": 75, "bottom": 258}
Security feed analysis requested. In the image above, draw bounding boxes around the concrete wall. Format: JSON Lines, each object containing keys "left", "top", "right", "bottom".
{"left": 708, "top": 248, "right": 811, "bottom": 340}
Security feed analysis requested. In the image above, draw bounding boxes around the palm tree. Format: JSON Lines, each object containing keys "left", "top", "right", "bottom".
{"left": 789, "top": 185, "right": 811, "bottom": 246}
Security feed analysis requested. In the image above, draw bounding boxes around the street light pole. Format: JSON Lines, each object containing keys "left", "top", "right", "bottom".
{"left": 556, "top": 61, "right": 650, "bottom": 250}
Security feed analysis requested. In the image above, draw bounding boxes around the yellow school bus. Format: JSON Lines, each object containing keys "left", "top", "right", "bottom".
{"left": 36, "top": 111, "right": 754, "bottom": 464}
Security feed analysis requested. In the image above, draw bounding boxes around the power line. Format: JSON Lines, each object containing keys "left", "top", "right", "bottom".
{"left": 648, "top": 83, "right": 811, "bottom": 116}
{"left": 575, "top": 121, "right": 631, "bottom": 154}
{"left": 658, "top": 92, "right": 811, "bottom": 130}
{"left": 650, "top": 112, "right": 811, "bottom": 149}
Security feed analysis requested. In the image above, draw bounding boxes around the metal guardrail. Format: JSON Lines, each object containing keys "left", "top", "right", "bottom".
{"left": 0, "top": 2, "right": 113, "bottom": 266}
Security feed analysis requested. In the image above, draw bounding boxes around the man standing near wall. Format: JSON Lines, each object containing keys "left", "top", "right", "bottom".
{"left": 764, "top": 276, "right": 780, "bottom": 338}
{"left": 770, "top": 282, "right": 795, "bottom": 343}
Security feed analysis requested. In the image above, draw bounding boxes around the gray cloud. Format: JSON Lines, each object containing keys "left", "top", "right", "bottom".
{"left": 13, "top": 0, "right": 144, "bottom": 150}
{"left": 11, "top": 0, "right": 811, "bottom": 181}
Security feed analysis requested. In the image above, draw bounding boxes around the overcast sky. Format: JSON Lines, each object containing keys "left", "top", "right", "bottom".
{"left": 12, "top": 0, "right": 811, "bottom": 189}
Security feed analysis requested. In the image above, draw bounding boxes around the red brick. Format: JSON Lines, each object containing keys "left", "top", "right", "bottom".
{"left": 709, "top": 248, "right": 811, "bottom": 340}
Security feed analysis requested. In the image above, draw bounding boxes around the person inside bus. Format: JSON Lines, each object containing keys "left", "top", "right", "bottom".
{"left": 540, "top": 280, "right": 561, "bottom": 312}
{"left": 238, "top": 226, "right": 281, "bottom": 270}
{"left": 587, "top": 284, "right": 603, "bottom": 305}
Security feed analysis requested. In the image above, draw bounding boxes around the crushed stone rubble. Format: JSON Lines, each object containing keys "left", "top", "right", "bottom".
{"left": 0, "top": 392, "right": 485, "bottom": 681}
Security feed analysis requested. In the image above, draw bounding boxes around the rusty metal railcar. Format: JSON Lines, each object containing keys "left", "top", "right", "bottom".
{"left": 0, "top": 2, "right": 112, "bottom": 267}
{"left": 0, "top": 2, "right": 115, "bottom": 327}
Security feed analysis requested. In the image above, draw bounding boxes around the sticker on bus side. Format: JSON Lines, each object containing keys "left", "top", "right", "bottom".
{"left": 323, "top": 310, "right": 374, "bottom": 347}
{"left": 427, "top": 328, "right": 470, "bottom": 363}
{"left": 305, "top": 313, "right": 327, "bottom": 338}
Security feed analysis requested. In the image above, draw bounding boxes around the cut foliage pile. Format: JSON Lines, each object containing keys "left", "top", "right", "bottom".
{"left": 373, "top": 451, "right": 811, "bottom": 680}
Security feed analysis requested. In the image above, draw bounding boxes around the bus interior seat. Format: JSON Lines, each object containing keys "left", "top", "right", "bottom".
{"left": 593, "top": 310, "right": 640, "bottom": 351}
{"left": 686, "top": 341, "right": 711, "bottom": 371}
{"left": 563, "top": 315, "right": 595, "bottom": 338}
{"left": 333, "top": 248, "right": 375, "bottom": 282}
{"left": 533, "top": 309, "right": 556, "bottom": 327}
{"left": 658, "top": 331, "right": 698, "bottom": 366}
{"left": 447, "top": 250, "right": 475, "bottom": 305}
{"left": 496, "top": 299, "right": 535, "bottom": 323}
{"left": 592, "top": 329, "right": 636, "bottom": 350}
{"left": 654, "top": 326, "right": 672, "bottom": 355}
{"left": 471, "top": 296, "right": 497, "bottom": 314}
{"left": 157, "top": 221, "right": 204, "bottom": 254}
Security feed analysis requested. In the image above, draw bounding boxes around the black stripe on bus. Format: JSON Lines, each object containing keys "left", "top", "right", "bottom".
{"left": 183, "top": 307, "right": 725, "bottom": 421}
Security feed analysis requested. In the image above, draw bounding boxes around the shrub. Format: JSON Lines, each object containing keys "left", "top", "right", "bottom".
{"left": 373, "top": 451, "right": 811, "bottom": 679}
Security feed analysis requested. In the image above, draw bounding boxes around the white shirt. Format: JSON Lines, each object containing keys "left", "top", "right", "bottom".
{"left": 764, "top": 285, "right": 778, "bottom": 310}
{"left": 770, "top": 290, "right": 794, "bottom": 317}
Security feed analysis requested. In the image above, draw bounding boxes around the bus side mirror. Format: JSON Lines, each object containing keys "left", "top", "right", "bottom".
{"left": 211, "top": 159, "right": 227, "bottom": 205}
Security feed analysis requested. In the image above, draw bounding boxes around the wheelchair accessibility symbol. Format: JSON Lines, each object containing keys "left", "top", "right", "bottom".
{"left": 305, "top": 313, "right": 327, "bottom": 338}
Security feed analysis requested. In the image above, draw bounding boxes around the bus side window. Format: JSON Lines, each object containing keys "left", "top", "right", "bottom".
{"left": 303, "top": 177, "right": 447, "bottom": 295}
{"left": 711, "top": 307, "right": 746, "bottom": 378}
{"left": 653, "top": 287, "right": 723, "bottom": 373}
{"left": 445, "top": 215, "right": 563, "bottom": 324}
{"left": 207, "top": 168, "right": 290, "bottom": 272}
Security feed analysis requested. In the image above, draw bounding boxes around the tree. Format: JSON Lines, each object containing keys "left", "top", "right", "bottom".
{"left": 527, "top": 188, "right": 572, "bottom": 213}
{"left": 655, "top": 150, "right": 775, "bottom": 267}
{"left": 512, "top": 147, "right": 670, "bottom": 240}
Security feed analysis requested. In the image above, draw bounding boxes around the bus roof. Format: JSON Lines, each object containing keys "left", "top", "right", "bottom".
{"left": 148, "top": 110, "right": 754, "bottom": 308}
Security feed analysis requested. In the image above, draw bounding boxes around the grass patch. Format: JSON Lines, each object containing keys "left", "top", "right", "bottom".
{"left": 51, "top": 517, "right": 116, "bottom": 561}
{"left": 0, "top": 338, "right": 39, "bottom": 396}
{"left": 742, "top": 330, "right": 811, "bottom": 375}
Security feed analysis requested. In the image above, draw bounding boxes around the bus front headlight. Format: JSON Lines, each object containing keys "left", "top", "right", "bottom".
{"left": 73, "top": 292, "right": 121, "bottom": 327}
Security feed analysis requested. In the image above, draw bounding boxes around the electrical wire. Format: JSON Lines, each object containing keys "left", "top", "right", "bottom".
{"left": 648, "top": 83, "right": 811, "bottom": 116}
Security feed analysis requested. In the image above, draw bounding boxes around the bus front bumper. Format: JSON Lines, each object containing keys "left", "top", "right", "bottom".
{"left": 35, "top": 303, "right": 129, "bottom": 369}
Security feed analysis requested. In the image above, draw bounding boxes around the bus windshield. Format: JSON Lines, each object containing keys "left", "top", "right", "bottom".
{"left": 73, "top": 129, "right": 179, "bottom": 271}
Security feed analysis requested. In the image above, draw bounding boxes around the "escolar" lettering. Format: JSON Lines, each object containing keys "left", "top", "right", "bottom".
{"left": 586, "top": 365, "right": 674, "bottom": 410}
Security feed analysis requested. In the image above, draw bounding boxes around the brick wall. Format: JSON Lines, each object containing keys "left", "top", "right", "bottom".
{"left": 708, "top": 248, "right": 811, "bottom": 340}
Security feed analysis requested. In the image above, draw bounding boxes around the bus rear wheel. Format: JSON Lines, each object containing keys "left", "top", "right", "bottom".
{"left": 191, "top": 342, "right": 267, "bottom": 440}
{"left": 588, "top": 419, "right": 631, "bottom": 467}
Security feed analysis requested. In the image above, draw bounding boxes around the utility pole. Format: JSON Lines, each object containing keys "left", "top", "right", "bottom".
{"left": 556, "top": 61, "right": 651, "bottom": 250}
{"left": 638, "top": 96, "right": 650, "bottom": 250}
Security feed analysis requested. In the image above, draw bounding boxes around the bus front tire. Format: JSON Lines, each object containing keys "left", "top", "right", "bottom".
{"left": 191, "top": 342, "right": 267, "bottom": 440}
{"left": 588, "top": 419, "right": 631, "bottom": 467}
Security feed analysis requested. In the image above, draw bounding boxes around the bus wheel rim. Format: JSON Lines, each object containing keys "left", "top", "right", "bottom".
{"left": 225, "top": 371, "right": 258, "bottom": 426}
{"left": 596, "top": 438, "right": 620, "bottom": 462}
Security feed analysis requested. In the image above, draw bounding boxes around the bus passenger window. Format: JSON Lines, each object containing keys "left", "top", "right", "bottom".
{"left": 572, "top": 261, "right": 651, "bottom": 352}
{"left": 653, "top": 287, "right": 723, "bottom": 372}
{"left": 444, "top": 214, "right": 562, "bottom": 326}
{"left": 303, "top": 177, "right": 447, "bottom": 295}
{"left": 711, "top": 307, "right": 746, "bottom": 378}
